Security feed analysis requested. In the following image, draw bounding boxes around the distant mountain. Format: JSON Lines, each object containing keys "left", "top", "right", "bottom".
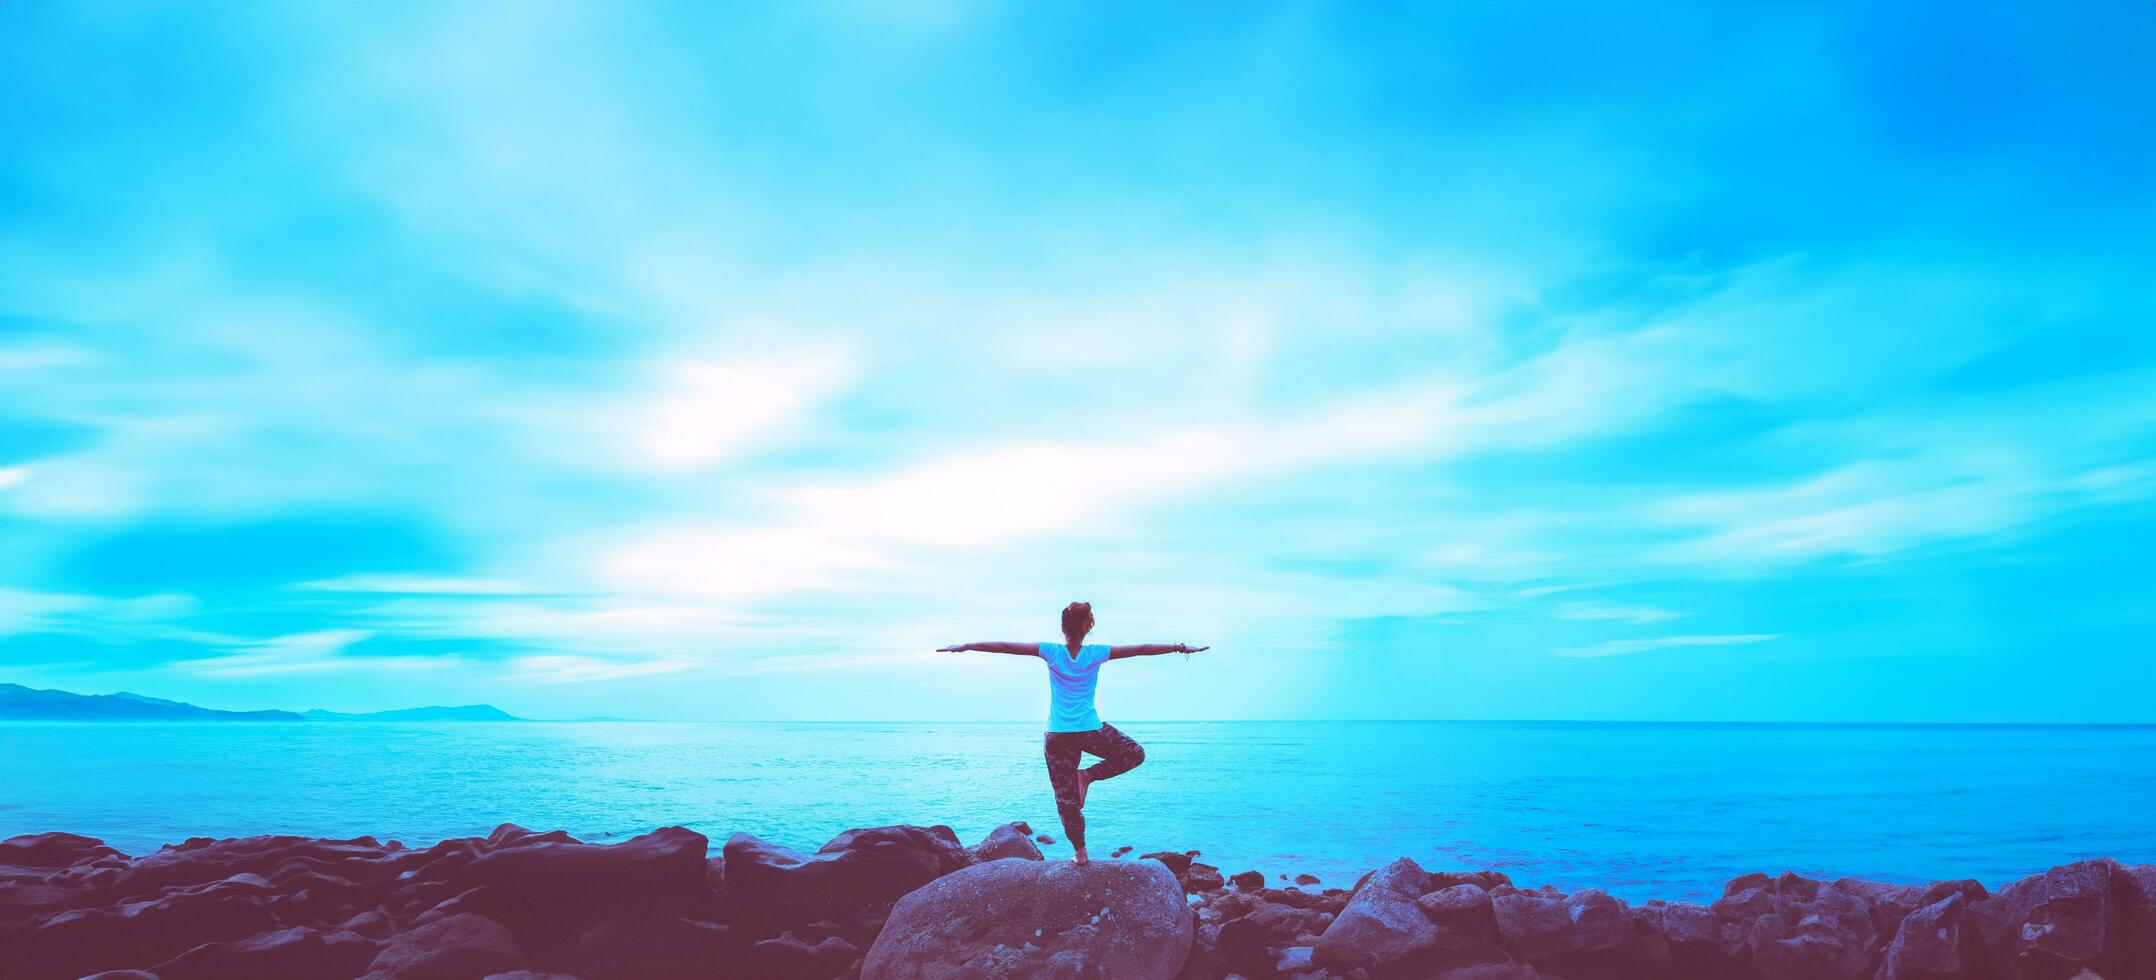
{"left": 301, "top": 705, "right": 520, "bottom": 722}
{"left": 0, "top": 683, "right": 523, "bottom": 722}
{"left": 0, "top": 684, "right": 304, "bottom": 721}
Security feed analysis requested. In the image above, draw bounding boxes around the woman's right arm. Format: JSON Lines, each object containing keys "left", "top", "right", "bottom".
{"left": 936, "top": 642, "right": 1039, "bottom": 656}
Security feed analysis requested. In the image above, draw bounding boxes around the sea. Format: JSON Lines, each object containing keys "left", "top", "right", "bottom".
{"left": 4, "top": 720, "right": 2151, "bottom": 902}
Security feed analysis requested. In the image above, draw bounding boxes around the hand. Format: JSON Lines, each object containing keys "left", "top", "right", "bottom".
{"left": 936, "top": 645, "right": 965, "bottom": 652}
{"left": 1180, "top": 645, "right": 1210, "bottom": 654}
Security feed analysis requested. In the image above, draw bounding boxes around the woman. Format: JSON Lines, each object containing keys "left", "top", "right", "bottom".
{"left": 937, "top": 601, "right": 1209, "bottom": 865}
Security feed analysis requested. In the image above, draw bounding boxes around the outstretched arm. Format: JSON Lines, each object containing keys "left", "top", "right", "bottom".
{"left": 936, "top": 642, "right": 1039, "bottom": 656}
{"left": 1109, "top": 643, "right": 1210, "bottom": 660}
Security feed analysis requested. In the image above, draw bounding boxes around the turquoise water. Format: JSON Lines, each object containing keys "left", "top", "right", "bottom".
{"left": 4, "top": 721, "right": 2152, "bottom": 901}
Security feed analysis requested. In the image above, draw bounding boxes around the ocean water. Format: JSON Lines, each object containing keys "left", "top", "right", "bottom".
{"left": 4, "top": 720, "right": 2152, "bottom": 902}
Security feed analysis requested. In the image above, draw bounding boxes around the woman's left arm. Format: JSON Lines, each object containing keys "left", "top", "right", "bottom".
{"left": 1109, "top": 643, "right": 1210, "bottom": 660}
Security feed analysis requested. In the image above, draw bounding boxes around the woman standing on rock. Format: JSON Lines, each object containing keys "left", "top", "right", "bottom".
{"left": 937, "top": 601, "right": 1208, "bottom": 865}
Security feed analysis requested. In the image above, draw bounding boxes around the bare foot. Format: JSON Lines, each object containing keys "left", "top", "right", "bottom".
{"left": 1073, "top": 847, "right": 1089, "bottom": 866}
{"left": 1075, "top": 771, "right": 1092, "bottom": 808}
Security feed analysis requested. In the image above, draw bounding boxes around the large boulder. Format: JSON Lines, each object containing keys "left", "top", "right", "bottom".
{"left": 431, "top": 826, "right": 711, "bottom": 958}
{"left": 361, "top": 913, "right": 527, "bottom": 980}
{"left": 0, "top": 832, "right": 126, "bottom": 870}
{"left": 724, "top": 825, "right": 973, "bottom": 932}
{"left": 1635, "top": 899, "right": 1746, "bottom": 977}
{"left": 1967, "top": 858, "right": 2130, "bottom": 979}
{"left": 861, "top": 857, "right": 1191, "bottom": 980}
{"left": 1492, "top": 886, "right": 1644, "bottom": 980}
{"left": 2126, "top": 863, "right": 2156, "bottom": 976}
{"left": 7, "top": 871, "right": 284, "bottom": 978}
{"left": 1879, "top": 892, "right": 1975, "bottom": 980}
{"left": 971, "top": 823, "right": 1045, "bottom": 863}
{"left": 569, "top": 915, "right": 737, "bottom": 980}
{"left": 751, "top": 932, "right": 862, "bottom": 979}
{"left": 148, "top": 925, "right": 378, "bottom": 980}
{"left": 1216, "top": 900, "right": 1331, "bottom": 974}
{"left": 1419, "top": 884, "right": 1498, "bottom": 941}
{"left": 1315, "top": 858, "right": 1511, "bottom": 979}
{"left": 1748, "top": 911, "right": 1873, "bottom": 980}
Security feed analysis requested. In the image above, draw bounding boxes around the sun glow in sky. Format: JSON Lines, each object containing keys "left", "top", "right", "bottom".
{"left": 2, "top": 3, "right": 2153, "bottom": 721}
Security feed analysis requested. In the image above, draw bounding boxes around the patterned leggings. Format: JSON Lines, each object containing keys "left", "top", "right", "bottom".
{"left": 1043, "top": 722, "right": 1145, "bottom": 851}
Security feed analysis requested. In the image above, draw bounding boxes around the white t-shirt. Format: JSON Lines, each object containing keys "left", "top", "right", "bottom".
{"left": 1039, "top": 642, "right": 1110, "bottom": 732}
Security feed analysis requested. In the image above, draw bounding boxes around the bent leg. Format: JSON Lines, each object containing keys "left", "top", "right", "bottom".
{"left": 1081, "top": 722, "right": 1146, "bottom": 784}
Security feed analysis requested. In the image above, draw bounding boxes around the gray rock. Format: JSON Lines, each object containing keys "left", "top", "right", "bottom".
{"left": 1141, "top": 851, "right": 1193, "bottom": 877}
{"left": 1276, "top": 944, "right": 1317, "bottom": 973}
{"left": 1879, "top": 892, "right": 1973, "bottom": 980}
{"left": 1492, "top": 886, "right": 1640, "bottom": 979}
{"left": 1314, "top": 858, "right": 1434, "bottom": 971}
{"left": 364, "top": 913, "right": 526, "bottom": 980}
{"left": 2126, "top": 863, "right": 2156, "bottom": 973}
{"left": 1185, "top": 862, "right": 1227, "bottom": 892}
{"left": 1316, "top": 858, "right": 1509, "bottom": 979}
{"left": 1418, "top": 883, "right": 1497, "bottom": 941}
{"left": 1749, "top": 910, "right": 1872, "bottom": 980}
{"left": 969, "top": 822, "right": 1045, "bottom": 863}
{"left": 1967, "top": 858, "right": 2129, "bottom": 978}
{"left": 861, "top": 857, "right": 1192, "bottom": 980}
{"left": 723, "top": 825, "right": 972, "bottom": 931}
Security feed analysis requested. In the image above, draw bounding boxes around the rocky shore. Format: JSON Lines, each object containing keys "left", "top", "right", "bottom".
{"left": 3, "top": 821, "right": 2152, "bottom": 979}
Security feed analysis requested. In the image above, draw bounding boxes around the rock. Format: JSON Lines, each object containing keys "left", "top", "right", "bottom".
{"left": 747, "top": 932, "right": 861, "bottom": 979}
{"left": 1713, "top": 880, "right": 1782, "bottom": 927}
{"left": 1186, "top": 862, "right": 1227, "bottom": 892}
{"left": 1113, "top": 846, "right": 1134, "bottom": 857}
{"left": 723, "top": 825, "right": 972, "bottom": 932}
{"left": 1635, "top": 900, "right": 1744, "bottom": 976}
{"left": 1967, "top": 858, "right": 2130, "bottom": 979}
{"left": 1232, "top": 870, "right": 1268, "bottom": 890}
{"left": 1879, "top": 892, "right": 1974, "bottom": 980}
{"left": 1216, "top": 915, "right": 1278, "bottom": 973}
{"left": 970, "top": 823, "right": 1045, "bottom": 863}
{"left": 1215, "top": 900, "right": 1328, "bottom": 977}
{"left": 0, "top": 832, "right": 126, "bottom": 869}
{"left": 1432, "top": 965, "right": 1540, "bottom": 980}
{"left": 2125, "top": 863, "right": 2156, "bottom": 974}
{"left": 484, "top": 973, "right": 580, "bottom": 980}
{"left": 1296, "top": 873, "right": 1321, "bottom": 886}
{"left": 436, "top": 826, "right": 711, "bottom": 958}
{"left": 570, "top": 915, "right": 736, "bottom": 980}
{"left": 339, "top": 909, "right": 396, "bottom": 939}
{"left": 1036, "top": 834, "right": 1056, "bottom": 844}
{"left": 1749, "top": 910, "right": 1873, "bottom": 980}
{"left": 1277, "top": 944, "right": 1317, "bottom": 973}
{"left": 1418, "top": 884, "right": 1498, "bottom": 941}
{"left": 1430, "top": 870, "right": 1513, "bottom": 893}
{"left": 1143, "top": 851, "right": 1194, "bottom": 877}
{"left": 148, "top": 925, "right": 378, "bottom": 980}
{"left": 1316, "top": 858, "right": 1508, "bottom": 979}
{"left": 861, "top": 858, "right": 1191, "bottom": 980}
{"left": 1492, "top": 886, "right": 1641, "bottom": 979}
{"left": 363, "top": 913, "right": 526, "bottom": 980}
{"left": 9, "top": 871, "right": 285, "bottom": 978}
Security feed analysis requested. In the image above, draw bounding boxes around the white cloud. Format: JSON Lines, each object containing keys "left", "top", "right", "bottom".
{"left": 1553, "top": 603, "right": 1682, "bottom": 625}
{"left": 174, "top": 629, "right": 415, "bottom": 678}
{"left": 1553, "top": 634, "right": 1782, "bottom": 658}
{"left": 507, "top": 654, "right": 695, "bottom": 683}
{"left": 292, "top": 575, "right": 538, "bottom": 595}
{"left": 0, "top": 465, "right": 31, "bottom": 490}
{"left": 0, "top": 588, "right": 95, "bottom": 635}
{"left": 634, "top": 349, "right": 854, "bottom": 469}
{"left": 1651, "top": 454, "right": 2052, "bottom": 565}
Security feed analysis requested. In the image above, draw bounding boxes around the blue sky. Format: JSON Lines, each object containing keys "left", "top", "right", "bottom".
{"left": 2, "top": 2, "right": 2152, "bottom": 721}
